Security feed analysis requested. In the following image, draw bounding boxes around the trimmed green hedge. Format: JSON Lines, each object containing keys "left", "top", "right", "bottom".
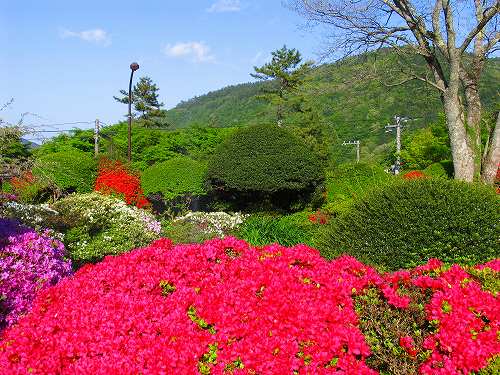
{"left": 207, "top": 124, "right": 324, "bottom": 193}
{"left": 141, "top": 157, "right": 206, "bottom": 199}
{"left": 324, "top": 162, "right": 392, "bottom": 216}
{"left": 34, "top": 149, "right": 97, "bottom": 193}
{"left": 318, "top": 179, "right": 499, "bottom": 270}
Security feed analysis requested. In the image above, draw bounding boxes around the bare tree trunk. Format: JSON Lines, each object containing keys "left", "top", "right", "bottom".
{"left": 463, "top": 83, "right": 483, "bottom": 179}
{"left": 443, "top": 92, "right": 476, "bottom": 181}
{"left": 482, "top": 113, "right": 500, "bottom": 184}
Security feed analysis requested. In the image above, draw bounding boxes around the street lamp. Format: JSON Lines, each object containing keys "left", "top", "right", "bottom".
{"left": 128, "top": 62, "right": 140, "bottom": 162}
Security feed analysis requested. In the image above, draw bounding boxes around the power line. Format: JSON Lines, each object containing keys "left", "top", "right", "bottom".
{"left": 32, "top": 130, "right": 79, "bottom": 133}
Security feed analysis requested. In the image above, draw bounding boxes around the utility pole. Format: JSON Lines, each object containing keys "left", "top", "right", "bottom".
{"left": 342, "top": 140, "right": 360, "bottom": 163}
{"left": 385, "top": 115, "right": 409, "bottom": 174}
{"left": 94, "top": 119, "right": 100, "bottom": 158}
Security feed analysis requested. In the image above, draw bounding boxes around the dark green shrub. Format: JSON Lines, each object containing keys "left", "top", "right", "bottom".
{"left": 324, "top": 162, "right": 392, "bottom": 216}
{"left": 318, "top": 179, "right": 499, "bottom": 270}
{"left": 34, "top": 149, "right": 97, "bottom": 193}
{"left": 207, "top": 124, "right": 324, "bottom": 194}
{"left": 236, "top": 212, "right": 317, "bottom": 247}
{"left": 141, "top": 157, "right": 206, "bottom": 199}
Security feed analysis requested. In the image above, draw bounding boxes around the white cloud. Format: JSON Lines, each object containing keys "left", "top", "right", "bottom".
{"left": 59, "top": 28, "right": 111, "bottom": 46}
{"left": 207, "top": 0, "right": 241, "bottom": 13}
{"left": 163, "top": 41, "right": 215, "bottom": 63}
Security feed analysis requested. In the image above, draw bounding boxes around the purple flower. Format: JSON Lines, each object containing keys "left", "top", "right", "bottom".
{"left": 0, "top": 218, "right": 72, "bottom": 330}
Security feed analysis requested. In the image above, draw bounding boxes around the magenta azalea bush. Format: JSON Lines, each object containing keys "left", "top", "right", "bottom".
{"left": 0, "top": 237, "right": 498, "bottom": 374}
{"left": 0, "top": 218, "right": 72, "bottom": 329}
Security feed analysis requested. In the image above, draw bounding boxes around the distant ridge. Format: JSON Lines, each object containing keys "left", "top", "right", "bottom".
{"left": 163, "top": 49, "right": 499, "bottom": 157}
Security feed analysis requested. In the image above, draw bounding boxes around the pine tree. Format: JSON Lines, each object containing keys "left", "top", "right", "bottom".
{"left": 114, "top": 76, "right": 164, "bottom": 118}
{"left": 251, "top": 46, "right": 313, "bottom": 126}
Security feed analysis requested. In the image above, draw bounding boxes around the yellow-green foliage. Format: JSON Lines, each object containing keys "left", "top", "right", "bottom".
{"left": 141, "top": 157, "right": 207, "bottom": 199}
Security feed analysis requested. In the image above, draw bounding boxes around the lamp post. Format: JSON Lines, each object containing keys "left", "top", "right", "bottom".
{"left": 128, "top": 62, "right": 140, "bottom": 162}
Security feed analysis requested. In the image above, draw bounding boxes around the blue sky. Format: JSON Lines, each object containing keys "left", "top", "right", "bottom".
{"left": 1, "top": 0, "right": 321, "bottom": 137}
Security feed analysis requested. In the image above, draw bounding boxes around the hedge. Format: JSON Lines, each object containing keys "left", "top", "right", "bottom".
{"left": 141, "top": 157, "right": 207, "bottom": 199}
{"left": 318, "top": 178, "right": 499, "bottom": 270}
{"left": 207, "top": 124, "right": 324, "bottom": 193}
{"left": 34, "top": 149, "right": 96, "bottom": 193}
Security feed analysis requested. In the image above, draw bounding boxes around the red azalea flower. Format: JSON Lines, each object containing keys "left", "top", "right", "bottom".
{"left": 402, "top": 170, "right": 426, "bottom": 180}
{"left": 94, "top": 159, "right": 149, "bottom": 208}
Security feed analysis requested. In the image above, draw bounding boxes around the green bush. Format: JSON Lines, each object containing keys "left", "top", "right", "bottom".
{"left": 423, "top": 162, "right": 448, "bottom": 178}
{"left": 141, "top": 157, "right": 206, "bottom": 199}
{"left": 161, "top": 220, "right": 216, "bottom": 244}
{"left": 236, "top": 212, "right": 317, "bottom": 247}
{"left": 52, "top": 192, "right": 160, "bottom": 265}
{"left": 324, "top": 162, "right": 392, "bottom": 216}
{"left": 34, "top": 149, "right": 97, "bottom": 193}
{"left": 318, "top": 179, "right": 499, "bottom": 270}
{"left": 207, "top": 124, "right": 324, "bottom": 193}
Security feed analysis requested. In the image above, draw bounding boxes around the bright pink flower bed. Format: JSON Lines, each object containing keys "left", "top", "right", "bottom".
{"left": 0, "top": 238, "right": 498, "bottom": 374}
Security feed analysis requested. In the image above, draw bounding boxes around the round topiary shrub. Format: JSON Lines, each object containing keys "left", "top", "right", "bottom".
{"left": 34, "top": 149, "right": 97, "bottom": 193}
{"left": 141, "top": 157, "right": 207, "bottom": 200}
{"left": 52, "top": 192, "right": 161, "bottom": 265}
{"left": 318, "top": 179, "right": 499, "bottom": 270}
{"left": 207, "top": 124, "right": 324, "bottom": 209}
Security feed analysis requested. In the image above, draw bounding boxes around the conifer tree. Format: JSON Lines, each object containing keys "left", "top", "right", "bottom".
{"left": 114, "top": 76, "right": 164, "bottom": 118}
{"left": 251, "top": 46, "right": 313, "bottom": 126}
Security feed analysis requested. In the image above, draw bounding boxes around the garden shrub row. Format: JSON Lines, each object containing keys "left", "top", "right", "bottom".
{"left": 318, "top": 178, "right": 499, "bottom": 271}
{"left": 323, "top": 162, "right": 391, "bottom": 216}
{"left": 34, "top": 148, "right": 97, "bottom": 194}
{"left": 141, "top": 156, "right": 207, "bottom": 199}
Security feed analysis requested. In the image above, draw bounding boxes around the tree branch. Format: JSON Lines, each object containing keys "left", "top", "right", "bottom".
{"left": 460, "top": 2, "right": 500, "bottom": 53}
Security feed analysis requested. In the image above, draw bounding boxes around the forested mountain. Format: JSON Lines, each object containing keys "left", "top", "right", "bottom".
{"left": 163, "top": 49, "right": 499, "bottom": 160}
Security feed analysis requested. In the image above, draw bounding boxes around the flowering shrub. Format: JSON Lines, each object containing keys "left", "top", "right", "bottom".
{"left": 9, "top": 171, "right": 51, "bottom": 203}
{"left": 163, "top": 211, "right": 248, "bottom": 244}
{"left": 0, "top": 219, "right": 72, "bottom": 330}
{"left": 0, "top": 238, "right": 497, "bottom": 374}
{"left": 402, "top": 170, "right": 427, "bottom": 180}
{"left": 10, "top": 171, "right": 36, "bottom": 191}
{"left": 0, "top": 201, "right": 60, "bottom": 231}
{"left": 95, "top": 159, "right": 149, "bottom": 208}
{"left": 174, "top": 211, "right": 248, "bottom": 237}
{"left": 52, "top": 192, "right": 161, "bottom": 264}
{"left": 0, "top": 192, "right": 17, "bottom": 204}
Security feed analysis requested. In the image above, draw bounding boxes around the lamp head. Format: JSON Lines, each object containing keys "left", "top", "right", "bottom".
{"left": 130, "top": 62, "right": 140, "bottom": 71}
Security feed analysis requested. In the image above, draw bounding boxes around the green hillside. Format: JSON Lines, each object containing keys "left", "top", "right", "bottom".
{"left": 163, "top": 49, "right": 499, "bottom": 161}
